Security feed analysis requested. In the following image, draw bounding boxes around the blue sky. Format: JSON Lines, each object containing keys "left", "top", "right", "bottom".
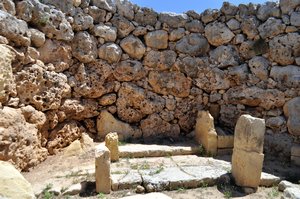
{"left": 130, "top": 0, "right": 274, "bottom": 13}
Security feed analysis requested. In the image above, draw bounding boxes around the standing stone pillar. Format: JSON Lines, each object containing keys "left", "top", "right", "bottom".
{"left": 95, "top": 145, "right": 111, "bottom": 194}
{"left": 105, "top": 132, "right": 119, "bottom": 162}
{"left": 195, "top": 111, "right": 218, "bottom": 156}
{"left": 232, "top": 114, "right": 265, "bottom": 188}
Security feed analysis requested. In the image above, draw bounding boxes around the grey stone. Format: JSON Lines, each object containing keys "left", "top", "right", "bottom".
{"left": 91, "top": 0, "right": 116, "bottom": 12}
{"left": 111, "top": 170, "right": 142, "bottom": 191}
{"left": 221, "top": 2, "right": 238, "bottom": 16}
{"left": 257, "top": 2, "right": 280, "bottom": 21}
{"left": 210, "top": 45, "right": 240, "bottom": 68}
{"left": 249, "top": 56, "right": 270, "bottom": 81}
{"left": 241, "top": 16, "right": 260, "bottom": 40}
{"left": 291, "top": 12, "right": 300, "bottom": 26}
{"left": 169, "top": 28, "right": 185, "bottom": 41}
{"left": 120, "top": 35, "right": 146, "bottom": 60}
{"left": 114, "top": 60, "right": 147, "bottom": 81}
{"left": 201, "top": 9, "right": 220, "bottom": 24}
{"left": 226, "top": 19, "right": 240, "bottom": 31}
{"left": 72, "top": 11, "right": 94, "bottom": 31}
{"left": 40, "top": 0, "right": 75, "bottom": 16}
{"left": 144, "top": 30, "right": 168, "bottom": 49}
{"left": 134, "top": 7, "right": 157, "bottom": 26}
{"left": 63, "top": 183, "right": 82, "bottom": 196}
{"left": 266, "top": 116, "right": 286, "bottom": 130}
{"left": 143, "top": 50, "right": 176, "bottom": 71}
{"left": 88, "top": 6, "right": 106, "bottom": 23}
{"left": 258, "top": 18, "right": 286, "bottom": 39}
{"left": 279, "top": 180, "right": 298, "bottom": 191}
{"left": 176, "top": 33, "right": 209, "bottom": 56}
{"left": 270, "top": 65, "right": 300, "bottom": 88}
{"left": 204, "top": 22, "right": 234, "bottom": 46}
{"left": 159, "top": 12, "right": 188, "bottom": 28}
{"left": 116, "top": 0, "right": 134, "bottom": 20}
{"left": 280, "top": 0, "right": 300, "bottom": 14}
{"left": 29, "top": 28, "right": 45, "bottom": 48}
{"left": 92, "top": 24, "right": 117, "bottom": 42}
{"left": 283, "top": 97, "right": 300, "bottom": 136}
{"left": 98, "top": 43, "right": 122, "bottom": 64}
{"left": 185, "top": 20, "right": 204, "bottom": 33}
{"left": 283, "top": 187, "right": 300, "bottom": 199}
{"left": 111, "top": 15, "right": 135, "bottom": 38}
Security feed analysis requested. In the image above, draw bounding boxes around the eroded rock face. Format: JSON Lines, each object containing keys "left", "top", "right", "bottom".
{"left": 143, "top": 50, "right": 176, "bottom": 71}
{"left": 120, "top": 35, "right": 146, "bottom": 60}
{"left": 204, "top": 22, "right": 234, "bottom": 46}
{"left": 113, "top": 60, "right": 147, "bottom": 81}
{"left": 175, "top": 34, "right": 209, "bottom": 56}
{"left": 249, "top": 56, "right": 269, "bottom": 81}
{"left": 145, "top": 30, "right": 168, "bottom": 49}
{"left": 258, "top": 18, "right": 286, "bottom": 39}
{"left": 148, "top": 71, "right": 192, "bottom": 98}
{"left": 159, "top": 12, "right": 188, "bottom": 28}
{"left": 284, "top": 97, "right": 300, "bottom": 136}
{"left": 270, "top": 65, "right": 300, "bottom": 88}
{"left": 98, "top": 43, "right": 122, "bottom": 64}
{"left": 209, "top": 45, "right": 240, "bottom": 68}
{"left": 111, "top": 14, "right": 135, "bottom": 38}
{"left": 0, "top": 107, "right": 47, "bottom": 170}
{"left": 92, "top": 24, "right": 117, "bottom": 42}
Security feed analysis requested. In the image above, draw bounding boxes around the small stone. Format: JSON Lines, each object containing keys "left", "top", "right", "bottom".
{"left": 283, "top": 187, "right": 300, "bottom": 199}
{"left": 135, "top": 185, "right": 145, "bottom": 193}
{"left": 63, "top": 183, "right": 82, "bottom": 196}
{"left": 278, "top": 180, "right": 297, "bottom": 191}
{"left": 105, "top": 132, "right": 119, "bottom": 162}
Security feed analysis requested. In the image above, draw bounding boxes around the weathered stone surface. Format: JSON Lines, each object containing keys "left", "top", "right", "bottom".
{"left": 175, "top": 34, "right": 209, "bottom": 56}
{"left": 159, "top": 12, "right": 188, "bottom": 28}
{"left": 72, "top": 31, "right": 98, "bottom": 63}
{"left": 0, "top": 161, "right": 35, "bottom": 199}
{"left": 185, "top": 20, "right": 204, "bottom": 33}
{"left": 145, "top": 30, "right": 168, "bottom": 49}
{"left": 95, "top": 145, "right": 111, "bottom": 194}
{"left": 270, "top": 65, "right": 300, "bottom": 88}
{"left": 21, "top": 105, "right": 47, "bottom": 130}
{"left": 232, "top": 149, "right": 264, "bottom": 188}
{"left": 283, "top": 187, "right": 300, "bottom": 199}
{"left": 111, "top": 15, "right": 135, "bottom": 38}
{"left": 279, "top": 180, "right": 298, "bottom": 192}
{"left": 29, "top": 28, "right": 45, "bottom": 48}
{"left": 269, "top": 33, "right": 300, "bottom": 65}
{"left": 111, "top": 170, "right": 142, "bottom": 191}
{"left": 257, "top": 2, "right": 280, "bottom": 21}
{"left": 291, "top": 11, "right": 300, "bottom": 26}
{"left": 0, "top": 45, "right": 16, "bottom": 103}
{"left": 98, "top": 43, "right": 122, "bottom": 64}
{"left": 91, "top": 0, "right": 116, "bottom": 12}
{"left": 204, "top": 22, "right": 234, "bottom": 46}
{"left": 70, "top": 61, "right": 114, "bottom": 98}
{"left": 260, "top": 173, "right": 281, "bottom": 187}
{"left": 234, "top": 114, "right": 265, "bottom": 153}
{"left": 141, "top": 113, "right": 180, "bottom": 139}
{"left": 195, "top": 111, "right": 218, "bottom": 155}
{"left": 88, "top": 6, "right": 106, "bottom": 23}
{"left": 226, "top": 19, "right": 240, "bottom": 30}
{"left": 283, "top": 97, "right": 300, "bottom": 136}
{"left": 16, "top": 63, "right": 71, "bottom": 111}
{"left": 72, "top": 12, "right": 93, "bottom": 31}
{"left": 105, "top": 132, "right": 119, "bottom": 162}
{"left": 117, "top": 83, "right": 165, "bottom": 123}
{"left": 258, "top": 18, "right": 286, "bottom": 39}
{"left": 63, "top": 133, "right": 94, "bottom": 157}
{"left": 120, "top": 35, "right": 146, "bottom": 60}
{"left": 41, "top": 0, "right": 75, "bottom": 15}
{"left": 169, "top": 28, "right": 185, "bottom": 41}
{"left": 266, "top": 116, "right": 286, "bottom": 132}
{"left": 291, "top": 144, "right": 300, "bottom": 157}
{"left": 47, "top": 121, "right": 84, "bottom": 154}
{"left": 280, "top": 0, "right": 300, "bottom": 14}
{"left": 241, "top": 16, "right": 260, "bottom": 40}
{"left": 224, "top": 86, "right": 285, "bottom": 110}
{"left": 209, "top": 45, "right": 240, "bottom": 68}
{"left": 149, "top": 71, "right": 191, "bottom": 98}
{"left": 201, "top": 9, "right": 220, "bottom": 24}
{"left": 99, "top": 94, "right": 117, "bottom": 106}
{"left": 0, "top": 107, "right": 47, "bottom": 170}
{"left": 0, "top": 10, "right": 30, "bottom": 46}
{"left": 115, "top": 0, "right": 134, "bottom": 20}
{"left": 249, "top": 56, "right": 269, "bottom": 81}
{"left": 143, "top": 50, "right": 176, "bottom": 71}
{"left": 114, "top": 60, "right": 147, "bottom": 81}
{"left": 221, "top": 2, "right": 238, "bottom": 16}
{"left": 134, "top": 7, "right": 157, "bottom": 26}
{"left": 97, "top": 110, "right": 138, "bottom": 140}
{"left": 92, "top": 24, "right": 117, "bottom": 42}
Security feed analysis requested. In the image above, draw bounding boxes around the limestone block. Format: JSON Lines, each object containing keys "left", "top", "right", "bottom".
{"left": 234, "top": 114, "right": 265, "bottom": 153}
{"left": 232, "top": 149, "right": 264, "bottom": 188}
{"left": 218, "top": 135, "right": 234, "bottom": 149}
{"left": 95, "top": 145, "right": 111, "bottom": 194}
{"left": 105, "top": 132, "right": 119, "bottom": 162}
{"left": 195, "top": 111, "right": 217, "bottom": 155}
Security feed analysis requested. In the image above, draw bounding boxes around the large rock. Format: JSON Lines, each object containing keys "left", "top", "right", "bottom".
{"left": 72, "top": 12, "right": 94, "bottom": 31}
{"left": 41, "top": 0, "right": 75, "bottom": 15}
{"left": 283, "top": 97, "right": 300, "bottom": 136}
{"left": 175, "top": 33, "right": 209, "bottom": 56}
{"left": 249, "top": 56, "right": 269, "bottom": 81}
{"left": 280, "top": 0, "right": 300, "bottom": 14}
{"left": 291, "top": 11, "right": 300, "bottom": 26}
{"left": 257, "top": 2, "right": 280, "bottom": 21}
{"left": 258, "top": 18, "right": 286, "bottom": 39}
{"left": 115, "top": 0, "right": 134, "bottom": 20}
{"left": 0, "top": 107, "right": 47, "bottom": 170}
{"left": 16, "top": 63, "right": 71, "bottom": 111}
{"left": 204, "top": 22, "right": 234, "bottom": 46}
{"left": 269, "top": 33, "right": 300, "bottom": 65}
{"left": 113, "top": 60, "right": 147, "bottom": 81}
{"left": 0, "top": 161, "right": 35, "bottom": 199}
{"left": 0, "top": 45, "right": 16, "bottom": 104}
{"left": 0, "top": 10, "right": 30, "bottom": 46}
{"left": 283, "top": 187, "right": 300, "bottom": 199}
{"left": 209, "top": 45, "right": 240, "bottom": 68}
{"left": 148, "top": 71, "right": 192, "bottom": 98}
{"left": 201, "top": 9, "right": 220, "bottom": 24}
{"left": 88, "top": 6, "right": 106, "bottom": 23}
{"left": 143, "top": 50, "right": 176, "bottom": 71}
{"left": 145, "top": 30, "right": 168, "bottom": 49}
{"left": 91, "top": 0, "right": 116, "bottom": 12}
{"left": 195, "top": 111, "right": 218, "bottom": 155}
{"left": 116, "top": 83, "right": 165, "bottom": 123}
{"left": 72, "top": 31, "right": 98, "bottom": 63}
{"left": 224, "top": 86, "right": 285, "bottom": 110}
{"left": 111, "top": 15, "right": 135, "bottom": 38}
{"left": 98, "top": 43, "right": 122, "bottom": 64}
{"left": 120, "top": 35, "right": 146, "bottom": 60}
{"left": 92, "top": 24, "right": 117, "bottom": 42}
{"left": 134, "top": 7, "right": 157, "bottom": 26}
{"left": 70, "top": 61, "right": 114, "bottom": 98}
{"left": 97, "top": 110, "right": 139, "bottom": 140}
{"left": 29, "top": 28, "right": 45, "bottom": 48}
{"left": 158, "top": 12, "right": 188, "bottom": 28}
{"left": 270, "top": 65, "right": 300, "bottom": 88}
{"left": 241, "top": 16, "right": 260, "bottom": 40}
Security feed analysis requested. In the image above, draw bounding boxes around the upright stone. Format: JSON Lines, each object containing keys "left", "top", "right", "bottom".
{"left": 105, "top": 132, "right": 119, "bottom": 162}
{"left": 95, "top": 145, "right": 111, "bottom": 194}
{"left": 195, "top": 111, "right": 218, "bottom": 155}
{"left": 232, "top": 114, "right": 265, "bottom": 188}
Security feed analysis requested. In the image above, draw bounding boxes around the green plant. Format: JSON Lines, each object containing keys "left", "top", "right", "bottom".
{"left": 176, "top": 187, "right": 186, "bottom": 193}
{"left": 150, "top": 164, "right": 164, "bottom": 175}
{"left": 97, "top": 192, "right": 106, "bottom": 199}
{"left": 41, "top": 183, "right": 54, "bottom": 199}
{"left": 200, "top": 181, "right": 208, "bottom": 188}
{"left": 224, "top": 189, "right": 232, "bottom": 199}
{"left": 268, "top": 186, "right": 279, "bottom": 198}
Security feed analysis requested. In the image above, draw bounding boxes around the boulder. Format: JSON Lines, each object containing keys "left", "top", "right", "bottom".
{"left": 249, "top": 56, "right": 270, "bottom": 81}
{"left": 221, "top": 2, "right": 238, "bottom": 16}
{"left": 29, "top": 28, "right": 45, "bottom": 48}
{"left": 226, "top": 19, "right": 240, "bottom": 31}
{"left": 134, "top": 7, "right": 157, "bottom": 26}
{"left": 92, "top": 24, "right": 117, "bottom": 42}
{"left": 283, "top": 97, "right": 300, "bottom": 136}
{"left": 241, "top": 16, "right": 260, "bottom": 40}
{"left": 158, "top": 12, "right": 188, "bottom": 28}
{"left": 204, "top": 22, "right": 234, "bottom": 46}
{"left": 72, "top": 31, "right": 98, "bottom": 63}
{"left": 258, "top": 18, "right": 286, "bottom": 39}
{"left": 120, "top": 35, "right": 146, "bottom": 60}
{"left": 113, "top": 60, "right": 147, "bottom": 81}
{"left": 201, "top": 9, "right": 220, "bottom": 24}
{"left": 291, "top": 11, "right": 300, "bottom": 26}
{"left": 185, "top": 20, "right": 204, "bottom": 33}
{"left": 270, "top": 65, "right": 300, "bottom": 88}
{"left": 175, "top": 33, "right": 209, "bottom": 56}
{"left": 72, "top": 12, "right": 94, "bottom": 31}
{"left": 41, "top": 0, "right": 75, "bottom": 15}
{"left": 256, "top": 2, "right": 280, "bottom": 21}
{"left": 91, "top": 0, "right": 116, "bottom": 12}
{"left": 115, "top": 0, "right": 134, "bottom": 20}
{"left": 0, "top": 107, "right": 47, "bottom": 170}
{"left": 0, "top": 161, "right": 35, "bottom": 199}
{"left": 111, "top": 15, "right": 135, "bottom": 38}
{"left": 209, "top": 45, "right": 240, "bottom": 68}
{"left": 99, "top": 93, "right": 117, "bottom": 106}
{"left": 88, "top": 6, "right": 106, "bottom": 23}
{"left": 169, "top": 28, "right": 185, "bottom": 41}
{"left": 105, "top": 132, "right": 119, "bottom": 162}
{"left": 148, "top": 71, "right": 192, "bottom": 98}
{"left": 98, "top": 43, "right": 122, "bottom": 64}
{"left": 280, "top": 0, "right": 300, "bottom": 14}
{"left": 145, "top": 30, "right": 168, "bottom": 49}
{"left": 143, "top": 50, "right": 176, "bottom": 71}
{"left": 283, "top": 187, "right": 300, "bottom": 199}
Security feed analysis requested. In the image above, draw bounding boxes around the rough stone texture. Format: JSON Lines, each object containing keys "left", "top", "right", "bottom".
{"left": 280, "top": 0, "right": 300, "bottom": 14}
{"left": 175, "top": 34, "right": 209, "bottom": 56}
{"left": 258, "top": 18, "right": 286, "bottom": 39}
{"left": 159, "top": 13, "right": 188, "bottom": 28}
{"left": 98, "top": 43, "right": 122, "bottom": 64}
{"left": 120, "top": 35, "right": 146, "bottom": 60}
{"left": 143, "top": 50, "right": 176, "bottom": 71}
{"left": 270, "top": 65, "right": 300, "bottom": 88}
{"left": 209, "top": 45, "right": 240, "bottom": 68}
{"left": 0, "top": 161, "right": 35, "bottom": 199}
{"left": 283, "top": 97, "right": 300, "bottom": 136}
{"left": 257, "top": 2, "right": 280, "bottom": 21}
{"left": 111, "top": 15, "right": 135, "bottom": 38}
{"left": 283, "top": 187, "right": 300, "bottom": 199}
{"left": 148, "top": 71, "right": 192, "bottom": 98}
{"left": 91, "top": 0, "right": 116, "bottom": 12}
{"left": 92, "top": 24, "right": 117, "bottom": 42}
{"left": 115, "top": 0, "right": 134, "bottom": 20}
{"left": 114, "top": 60, "right": 147, "bottom": 81}
{"left": 0, "top": 107, "right": 47, "bottom": 170}
{"left": 72, "top": 12, "right": 94, "bottom": 32}
{"left": 249, "top": 56, "right": 269, "bottom": 81}
{"left": 291, "top": 11, "right": 300, "bottom": 27}
{"left": 0, "top": 44, "right": 16, "bottom": 104}
{"left": 29, "top": 28, "right": 45, "bottom": 48}
{"left": 204, "top": 22, "right": 234, "bottom": 46}
{"left": 145, "top": 30, "right": 168, "bottom": 49}
{"left": 195, "top": 111, "right": 218, "bottom": 155}
{"left": 95, "top": 145, "right": 111, "bottom": 194}
{"left": 241, "top": 16, "right": 260, "bottom": 40}
{"left": 134, "top": 7, "right": 157, "bottom": 26}
{"left": 105, "top": 132, "right": 119, "bottom": 162}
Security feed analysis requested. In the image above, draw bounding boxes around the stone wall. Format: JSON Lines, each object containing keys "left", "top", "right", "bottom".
{"left": 0, "top": 0, "right": 300, "bottom": 170}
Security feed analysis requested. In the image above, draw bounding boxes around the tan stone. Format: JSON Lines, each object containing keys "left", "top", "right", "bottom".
{"left": 232, "top": 149, "right": 264, "bottom": 188}
{"left": 195, "top": 111, "right": 217, "bottom": 155}
{"left": 234, "top": 114, "right": 265, "bottom": 153}
{"left": 64, "top": 140, "right": 83, "bottom": 156}
{"left": 216, "top": 127, "right": 234, "bottom": 149}
{"left": 105, "top": 132, "right": 119, "bottom": 162}
{"left": 95, "top": 145, "right": 111, "bottom": 194}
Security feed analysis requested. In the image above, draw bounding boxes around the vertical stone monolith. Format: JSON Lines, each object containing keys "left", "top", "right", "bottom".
{"left": 95, "top": 145, "right": 111, "bottom": 194}
{"left": 105, "top": 132, "right": 119, "bottom": 162}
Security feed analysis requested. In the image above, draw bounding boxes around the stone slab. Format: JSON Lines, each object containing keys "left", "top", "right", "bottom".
{"left": 121, "top": 193, "right": 172, "bottom": 199}
{"left": 111, "top": 170, "right": 142, "bottom": 191}
{"left": 260, "top": 172, "right": 281, "bottom": 187}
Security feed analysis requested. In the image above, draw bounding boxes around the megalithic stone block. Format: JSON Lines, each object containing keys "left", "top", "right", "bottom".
{"left": 95, "top": 145, "right": 111, "bottom": 194}
{"left": 195, "top": 111, "right": 218, "bottom": 155}
{"left": 234, "top": 114, "right": 265, "bottom": 153}
{"left": 105, "top": 132, "right": 119, "bottom": 162}
{"left": 232, "top": 149, "right": 264, "bottom": 188}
